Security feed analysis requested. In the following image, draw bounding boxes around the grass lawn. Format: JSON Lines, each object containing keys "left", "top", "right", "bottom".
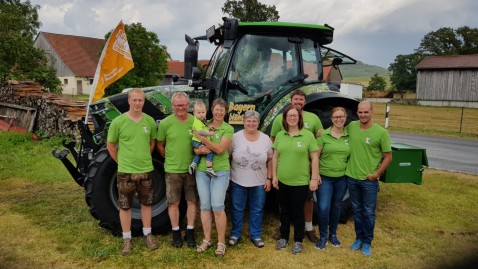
{"left": 1, "top": 132, "right": 477, "bottom": 269}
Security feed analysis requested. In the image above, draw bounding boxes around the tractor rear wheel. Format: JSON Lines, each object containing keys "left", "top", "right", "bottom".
{"left": 84, "top": 148, "right": 172, "bottom": 236}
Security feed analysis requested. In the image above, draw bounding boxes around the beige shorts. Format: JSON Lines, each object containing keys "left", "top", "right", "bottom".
{"left": 165, "top": 172, "right": 198, "bottom": 204}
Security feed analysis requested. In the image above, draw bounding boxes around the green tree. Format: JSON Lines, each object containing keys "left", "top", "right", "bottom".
{"left": 222, "top": 0, "right": 280, "bottom": 22}
{"left": 367, "top": 73, "right": 387, "bottom": 91}
{"left": 416, "top": 26, "right": 478, "bottom": 55}
{"left": 388, "top": 53, "right": 422, "bottom": 92}
{"left": 104, "top": 23, "right": 169, "bottom": 96}
{"left": 0, "top": 0, "right": 61, "bottom": 92}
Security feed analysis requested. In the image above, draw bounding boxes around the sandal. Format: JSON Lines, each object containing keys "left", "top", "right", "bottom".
{"left": 215, "top": 242, "right": 226, "bottom": 257}
{"left": 251, "top": 238, "right": 265, "bottom": 248}
{"left": 228, "top": 236, "right": 239, "bottom": 246}
{"left": 196, "top": 239, "right": 212, "bottom": 253}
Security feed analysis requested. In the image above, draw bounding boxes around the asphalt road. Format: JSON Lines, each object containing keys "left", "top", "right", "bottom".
{"left": 389, "top": 132, "right": 478, "bottom": 175}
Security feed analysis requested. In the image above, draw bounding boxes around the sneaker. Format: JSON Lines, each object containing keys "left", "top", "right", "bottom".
{"left": 276, "top": 239, "right": 288, "bottom": 250}
{"left": 143, "top": 233, "right": 158, "bottom": 250}
{"left": 121, "top": 238, "right": 132, "bottom": 256}
{"left": 361, "top": 243, "right": 372, "bottom": 256}
{"left": 206, "top": 167, "right": 217, "bottom": 177}
{"left": 350, "top": 239, "right": 362, "bottom": 251}
{"left": 272, "top": 227, "right": 281, "bottom": 240}
{"left": 251, "top": 238, "right": 265, "bottom": 248}
{"left": 172, "top": 230, "right": 183, "bottom": 248}
{"left": 315, "top": 237, "right": 328, "bottom": 250}
{"left": 188, "top": 162, "right": 196, "bottom": 175}
{"left": 291, "top": 242, "right": 303, "bottom": 254}
{"left": 184, "top": 228, "right": 196, "bottom": 248}
{"left": 305, "top": 230, "right": 319, "bottom": 243}
{"left": 329, "top": 234, "right": 341, "bottom": 247}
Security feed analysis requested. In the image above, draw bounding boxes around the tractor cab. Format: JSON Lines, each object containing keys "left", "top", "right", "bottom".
{"left": 185, "top": 18, "right": 356, "bottom": 130}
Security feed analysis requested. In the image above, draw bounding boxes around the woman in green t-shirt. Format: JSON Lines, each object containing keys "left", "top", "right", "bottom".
{"left": 272, "top": 105, "right": 319, "bottom": 254}
{"left": 193, "top": 98, "right": 234, "bottom": 257}
{"left": 315, "top": 107, "right": 350, "bottom": 250}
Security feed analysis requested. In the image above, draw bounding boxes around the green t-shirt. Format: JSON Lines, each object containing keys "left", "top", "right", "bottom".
{"left": 271, "top": 111, "right": 323, "bottom": 138}
{"left": 192, "top": 116, "right": 208, "bottom": 143}
{"left": 156, "top": 114, "right": 195, "bottom": 173}
{"left": 345, "top": 121, "right": 392, "bottom": 180}
{"left": 197, "top": 121, "right": 234, "bottom": 172}
{"left": 317, "top": 127, "right": 350, "bottom": 177}
{"left": 273, "top": 129, "right": 318, "bottom": 186}
{"left": 107, "top": 113, "right": 156, "bottom": 173}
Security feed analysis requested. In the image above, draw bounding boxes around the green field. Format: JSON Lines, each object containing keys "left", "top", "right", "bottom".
{"left": 1, "top": 132, "right": 477, "bottom": 269}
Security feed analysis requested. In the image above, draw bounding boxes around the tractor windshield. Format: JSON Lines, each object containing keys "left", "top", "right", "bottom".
{"left": 225, "top": 34, "right": 324, "bottom": 117}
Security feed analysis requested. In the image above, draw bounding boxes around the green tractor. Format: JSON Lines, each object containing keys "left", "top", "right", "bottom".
{"left": 53, "top": 17, "right": 359, "bottom": 235}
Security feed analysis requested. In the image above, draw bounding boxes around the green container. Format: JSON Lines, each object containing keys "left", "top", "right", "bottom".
{"left": 381, "top": 143, "right": 428, "bottom": 185}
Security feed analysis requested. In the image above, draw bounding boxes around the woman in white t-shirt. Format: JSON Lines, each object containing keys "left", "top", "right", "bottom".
{"left": 228, "top": 110, "right": 272, "bottom": 248}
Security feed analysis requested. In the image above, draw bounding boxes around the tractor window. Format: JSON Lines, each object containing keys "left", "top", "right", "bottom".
{"left": 301, "top": 39, "right": 322, "bottom": 82}
{"left": 206, "top": 45, "right": 231, "bottom": 80}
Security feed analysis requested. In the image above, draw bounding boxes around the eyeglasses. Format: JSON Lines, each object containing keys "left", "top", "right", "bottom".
{"left": 287, "top": 114, "right": 299, "bottom": 118}
{"left": 173, "top": 104, "right": 188, "bottom": 108}
{"left": 332, "top": 115, "right": 346, "bottom": 120}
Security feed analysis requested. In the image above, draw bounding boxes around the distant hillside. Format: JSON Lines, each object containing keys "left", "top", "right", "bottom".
{"left": 340, "top": 61, "right": 388, "bottom": 77}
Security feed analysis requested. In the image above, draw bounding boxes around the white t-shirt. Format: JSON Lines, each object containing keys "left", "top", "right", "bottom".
{"left": 229, "top": 130, "right": 273, "bottom": 187}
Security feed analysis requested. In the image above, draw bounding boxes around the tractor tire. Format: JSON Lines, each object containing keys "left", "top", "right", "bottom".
{"left": 84, "top": 147, "right": 172, "bottom": 236}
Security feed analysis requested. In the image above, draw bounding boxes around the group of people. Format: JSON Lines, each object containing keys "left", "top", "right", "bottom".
{"left": 107, "top": 88, "right": 392, "bottom": 257}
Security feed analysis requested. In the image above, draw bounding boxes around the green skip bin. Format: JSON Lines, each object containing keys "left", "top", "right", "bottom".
{"left": 381, "top": 143, "right": 429, "bottom": 185}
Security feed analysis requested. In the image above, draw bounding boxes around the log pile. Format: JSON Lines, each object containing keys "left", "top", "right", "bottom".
{"left": 0, "top": 80, "right": 87, "bottom": 137}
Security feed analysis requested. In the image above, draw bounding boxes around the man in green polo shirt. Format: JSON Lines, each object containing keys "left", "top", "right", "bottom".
{"left": 346, "top": 100, "right": 392, "bottom": 256}
{"left": 107, "top": 88, "right": 158, "bottom": 256}
{"left": 270, "top": 89, "right": 323, "bottom": 242}
{"left": 156, "top": 92, "right": 198, "bottom": 248}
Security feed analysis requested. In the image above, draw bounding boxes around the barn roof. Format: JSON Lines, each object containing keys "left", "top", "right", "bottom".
{"left": 416, "top": 54, "right": 478, "bottom": 70}
{"left": 38, "top": 32, "right": 105, "bottom": 77}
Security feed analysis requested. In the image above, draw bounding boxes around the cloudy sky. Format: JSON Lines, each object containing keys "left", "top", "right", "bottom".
{"left": 31, "top": 0, "right": 478, "bottom": 68}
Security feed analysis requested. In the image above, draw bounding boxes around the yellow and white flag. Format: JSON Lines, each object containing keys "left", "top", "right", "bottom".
{"left": 89, "top": 20, "right": 134, "bottom": 102}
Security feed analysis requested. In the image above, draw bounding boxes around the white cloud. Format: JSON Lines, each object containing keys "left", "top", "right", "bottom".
{"left": 32, "top": 0, "right": 478, "bottom": 67}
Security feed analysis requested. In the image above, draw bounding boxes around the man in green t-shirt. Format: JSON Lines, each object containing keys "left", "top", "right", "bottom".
{"left": 345, "top": 101, "right": 392, "bottom": 256}
{"left": 156, "top": 92, "right": 198, "bottom": 249}
{"left": 270, "top": 89, "right": 323, "bottom": 243}
{"left": 107, "top": 88, "right": 158, "bottom": 256}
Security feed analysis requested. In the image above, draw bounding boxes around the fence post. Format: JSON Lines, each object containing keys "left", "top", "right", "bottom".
{"left": 459, "top": 106, "right": 464, "bottom": 133}
{"left": 385, "top": 102, "right": 390, "bottom": 128}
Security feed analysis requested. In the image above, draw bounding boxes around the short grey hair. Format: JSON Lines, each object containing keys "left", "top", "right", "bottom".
{"left": 243, "top": 110, "right": 259, "bottom": 121}
{"left": 171, "top": 92, "right": 190, "bottom": 103}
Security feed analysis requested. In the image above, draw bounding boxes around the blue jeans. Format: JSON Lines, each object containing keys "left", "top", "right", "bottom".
{"left": 230, "top": 181, "right": 266, "bottom": 240}
{"left": 196, "top": 170, "right": 230, "bottom": 211}
{"left": 192, "top": 140, "right": 213, "bottom": 164}
{"left": 347, "top": 177, "right": 379, "bottom": 245}
{"left": 316, "top": 175, "right": 347, "bottom": 239}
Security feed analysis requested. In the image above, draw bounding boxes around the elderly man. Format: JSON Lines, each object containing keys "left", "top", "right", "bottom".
{"left": 346, "top": 100, "right": 392, "bottom": 256}
{"left": 156, "top": 92, "right": 198, "bottom": 248}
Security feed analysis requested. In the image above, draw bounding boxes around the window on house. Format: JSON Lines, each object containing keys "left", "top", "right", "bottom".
{"left": 63, "top": 79, "right": 68, "bottom": 85}
{"left": 89, "top": 79, "right": 94, "bottom": 84}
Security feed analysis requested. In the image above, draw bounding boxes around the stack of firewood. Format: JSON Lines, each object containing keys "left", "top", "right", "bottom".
{"left": 0, "top": 81, "right": 88, "bottom": 137}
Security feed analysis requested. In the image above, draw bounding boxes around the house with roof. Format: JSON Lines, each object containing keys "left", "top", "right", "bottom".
{"left": 34, "top": 32, "right": 105, "bottom": 95}
{"left": 416, "top": 54, "right": 478, "bottom": 108}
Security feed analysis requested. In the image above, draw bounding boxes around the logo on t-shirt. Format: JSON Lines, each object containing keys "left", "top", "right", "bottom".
{"left": 144, "top": 126, "right": 149, "bottom": 133}
{"left": 189, "top": 129, "right": 193, "bottom": 136}
{"left": 215, "top": 134, "right": 221, "bottom": 139}
{"left": 304, "top": 122, "right": 310, "bottom": 129}
{"left": 297, "top": 141, "right": 303, "bottom": 148}
{"left": 366, "top": 137, "right": 371, "bottom": 144}
{"left": 345, "top": 139, "right": 350, "bottom": 146}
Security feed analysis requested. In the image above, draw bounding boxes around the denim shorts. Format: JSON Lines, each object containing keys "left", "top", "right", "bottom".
{"left": 196, "top": 170, "right": 230, "bottom": 211}
{"left": 117, "top": 172, "right": 154, "bottom": 209}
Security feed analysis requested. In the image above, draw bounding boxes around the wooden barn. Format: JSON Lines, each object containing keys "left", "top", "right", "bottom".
{"left": 34, "top": 32, "right": 105, "bottom": 95}
{"left": 415, "top": 54, "right": 478, "bottom": 108}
